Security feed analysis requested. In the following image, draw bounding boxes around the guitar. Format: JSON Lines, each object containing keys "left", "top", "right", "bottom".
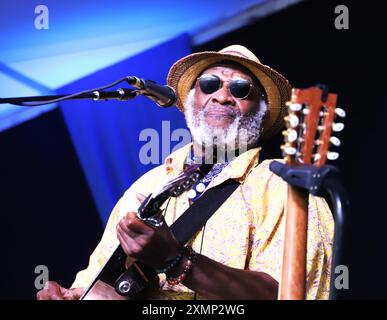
{"left": 81, "top": 161, "right": 213, "bottom": 300}
{"left": 278, "top": 85, "right": 345, "bottom": 299}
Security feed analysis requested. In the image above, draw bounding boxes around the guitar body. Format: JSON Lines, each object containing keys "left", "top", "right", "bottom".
{"left": 81, "top": 246, "right": 158, "bottom": 300}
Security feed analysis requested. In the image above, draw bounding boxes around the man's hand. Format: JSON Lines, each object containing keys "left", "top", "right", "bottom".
{"left": 116, "top": 193, "right": 181, "bottom": 269}
{"left": 36, "top": 281, "right": 85, "bottom": 300}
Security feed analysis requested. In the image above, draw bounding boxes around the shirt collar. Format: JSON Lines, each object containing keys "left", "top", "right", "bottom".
{"left": 164, "top": 143, "right": 261, "bottom": 183}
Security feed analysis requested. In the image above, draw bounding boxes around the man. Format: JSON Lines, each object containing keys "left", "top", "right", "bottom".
{"left": 37, "top": 45, "right": 333, "bottom": 300}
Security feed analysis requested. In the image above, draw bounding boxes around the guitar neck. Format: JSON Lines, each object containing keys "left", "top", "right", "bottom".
{"left": 278, "top": 183, "right": 309, "bottom": 299}
{"left": 278, "top": 85, "right": 342, "bottom": 299}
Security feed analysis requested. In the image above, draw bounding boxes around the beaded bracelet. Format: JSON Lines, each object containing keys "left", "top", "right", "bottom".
{"left": 154, "top": 247, "right": 184, "bottom": 274}
{"left": 166, "top": 246, "right": 198, "bottom": 286}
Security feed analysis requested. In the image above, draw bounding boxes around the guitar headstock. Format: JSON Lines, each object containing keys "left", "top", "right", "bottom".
{"left": 163, "top": 162, "right": 213, "bottom": 197}
{"left": 137, "top": 162, "right": 213, "bottom": 226}
{"left": 281, "top": 85, "right": 345, "bottom": 167}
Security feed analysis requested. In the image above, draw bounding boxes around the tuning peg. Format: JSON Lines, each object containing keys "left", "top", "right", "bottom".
{"left": 332, "top": 123, "right": 345, "bottom": 132}
{"left": 288, "top": 103, "right": 302, "bottom": 112}
{"left": 283, "top": 129, "right": 298, "bottom": 143}
{"left": 285, "top": 114, "right": 299, "bottom": 128}
{"left": 327, "top": 151, "right": 339, "bottom": 160}
{"left": 335, "top": 108, "right": 346, "bottom": 118}
{"left": 283, "top": 146, "right": 297, "bottom": 155}
{"left": 314, "top": 153, "right": 321, "bottom": 161}
{"left": 330, "top": 136, "right": 341, "bottom": 147}
{"left": 302, "top": 108, "right": 310, "bottom": 115}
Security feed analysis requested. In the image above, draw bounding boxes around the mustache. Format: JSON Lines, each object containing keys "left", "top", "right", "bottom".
{"left": 202, "top": 105, "right": 240, "bottom": 118}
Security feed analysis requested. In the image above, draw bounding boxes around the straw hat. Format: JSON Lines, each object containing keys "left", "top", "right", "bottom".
{"left": 167, "top": 45, "right": 292, "bottom": 140}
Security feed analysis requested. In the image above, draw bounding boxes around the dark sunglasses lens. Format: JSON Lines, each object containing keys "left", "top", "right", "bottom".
{"left": 199, "top": 75, "right": 220, "bottom": 94}
{"left": 229, "top": 79, "right": 251, "bottom": 98}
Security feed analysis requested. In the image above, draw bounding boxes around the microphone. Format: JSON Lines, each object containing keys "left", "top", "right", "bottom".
{"left": 126, "top": 76, "right": 177, "bottom": 107}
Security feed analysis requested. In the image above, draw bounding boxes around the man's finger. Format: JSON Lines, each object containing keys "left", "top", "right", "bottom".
{"left": 44, "top": 281, "right": 56, "bottom": 290}
{"left": 124, "top": 216, "right": 154, "bottom": 234}
{"left": 119, "top": 212, "right": 154, "bottom": 234}
{"left": 136, "top": 193, "right": 147, "bottom": 204}
{"left": 71, "top": 288, "right": 86, "bottom": 299}
{"left": 117, "top": 221, "right": 141, "bottom": 239}
{"left": 117, "top": 229, "right": 141, "bottom": 256}
{"left": 62, "top": 288, "right": 85, "bottom": 300}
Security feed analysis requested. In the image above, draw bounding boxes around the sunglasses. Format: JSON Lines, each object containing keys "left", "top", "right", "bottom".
{"left": 197, "top": 74, "right": 255, "bottom": 100}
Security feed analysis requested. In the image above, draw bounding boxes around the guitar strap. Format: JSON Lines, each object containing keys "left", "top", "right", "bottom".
{"left": 170, "top": 179, "right": 240, "bottom": 245}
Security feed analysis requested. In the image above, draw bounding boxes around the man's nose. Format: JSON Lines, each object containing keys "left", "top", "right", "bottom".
{"left": 211, "top": 85, "right": 235, "bottom": 106}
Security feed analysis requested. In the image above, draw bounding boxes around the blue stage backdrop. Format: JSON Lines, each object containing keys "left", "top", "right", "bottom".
{"left": 59, "top": 34, "right": 191, "bottom": 224}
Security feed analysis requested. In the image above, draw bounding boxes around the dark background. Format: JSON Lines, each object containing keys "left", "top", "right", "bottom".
{"left": 0, "top": 109, "right": 103, "bottom": 299}
{"left": 1, "top": 0, "right": 386, "bottom": 299}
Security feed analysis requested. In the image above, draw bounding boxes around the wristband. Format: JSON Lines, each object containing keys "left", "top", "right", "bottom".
{"left": 154, "top": 247, "right": 184, "bottom": 274}
{"left": 166, "top": 246, "right": 197, "bottom": 285}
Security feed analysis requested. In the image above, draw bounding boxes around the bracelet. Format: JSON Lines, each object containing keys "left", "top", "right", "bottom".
{"left": 166, "top": 246, "right": 198, "bottom": 286}
{"left": 154, "top": 247, "right": 184, "bottom": 274}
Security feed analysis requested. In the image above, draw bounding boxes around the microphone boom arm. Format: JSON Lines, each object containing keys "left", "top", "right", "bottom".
{"left": 0, "top": 89, "right": 137, "bottom": 107}
{"left": 0, "top": 75, "right": 176, "bottom": 107}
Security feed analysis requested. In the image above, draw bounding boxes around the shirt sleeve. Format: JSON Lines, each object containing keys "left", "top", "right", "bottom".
{"left": 246, "top": 160, "right": 334, "bottom": 300}
{"left": 70, "top": 198, "right": 123, "bottom": 289}
{"left": 70, "top": 165, "right": 166, "bottom": 289}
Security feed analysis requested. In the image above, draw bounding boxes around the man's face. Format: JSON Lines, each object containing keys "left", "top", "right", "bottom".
{"left": 191, "top": 65, "right": 262, "bottom": 130}
{"left": 184, "top": 63, "right": 267, "bottom": 155}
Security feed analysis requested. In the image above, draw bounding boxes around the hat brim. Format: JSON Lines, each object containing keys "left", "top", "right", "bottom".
{"left": 167, "top": 51, "right": 292, "bottom": 140}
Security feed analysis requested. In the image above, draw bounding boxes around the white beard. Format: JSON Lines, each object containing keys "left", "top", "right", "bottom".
{"left": 184, "top": 88, "right": 267, "bottom": 162}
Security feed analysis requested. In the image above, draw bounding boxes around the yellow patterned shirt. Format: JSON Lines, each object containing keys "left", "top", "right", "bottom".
{"left": 72, "top": 143, "right": 334, "bottom": 300}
